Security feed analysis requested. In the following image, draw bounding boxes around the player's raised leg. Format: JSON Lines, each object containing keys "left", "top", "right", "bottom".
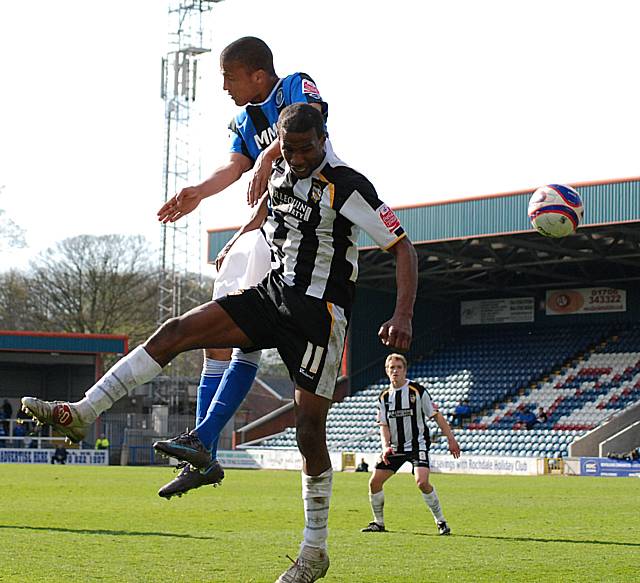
{"left": 197, "top": 349, "right": 232, "bottom": 427}
{"left": 21, "top": 301, "right": 252, "bottom": 443}
{"left": 154, "top": 348, "right": 261, "bottom": 469}
{"left": 154, "top": 231, "right": 268, "bottom": 483}
{"left": 158, "top": 461, "right": 225, "bottom": 500}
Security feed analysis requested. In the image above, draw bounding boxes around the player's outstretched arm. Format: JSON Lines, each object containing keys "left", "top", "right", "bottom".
{"left": 378, "top": 237, "right": 418, "bottom": 351}
{"left": 158, "top": 153, "right": 252, "bottom": 223}
{"left": 433, "top": 412, "right": 461, "bottom": 458}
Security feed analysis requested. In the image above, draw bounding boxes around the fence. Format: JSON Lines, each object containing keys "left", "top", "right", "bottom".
{"left": 0, "top": 413, "right": 221, "bottom": 466}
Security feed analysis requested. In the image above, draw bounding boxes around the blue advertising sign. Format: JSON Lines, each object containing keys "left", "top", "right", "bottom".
{"left": 580, "top": 457, "right": 640, "bottom": 477}
{"left": 0, "top": 448, "right": 108, "bottom": 465}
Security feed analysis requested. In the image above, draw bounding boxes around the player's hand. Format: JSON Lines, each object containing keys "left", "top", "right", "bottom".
{"left": 246, "top": 151, "right": 271, "bottom": 207}
{"left": 448, "top": 437, "right": 461, "bottom": 459}
{"left": 382, "top": 446, "right": 394, "bottom": 464}
{"left": 378, "top": 314, "right": 412, "bottom": 351}
{"left": 157, "top": 187, "right": 203, "bottom": 223}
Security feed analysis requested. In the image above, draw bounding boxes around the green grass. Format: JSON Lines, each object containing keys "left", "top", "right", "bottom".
{"left": 0, "top": 465, "right": 638, "bottom": 582}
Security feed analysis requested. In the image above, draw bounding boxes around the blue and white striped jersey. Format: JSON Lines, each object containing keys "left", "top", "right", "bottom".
{"left": 229, "top": 72, "right": 327, "bottom": 163}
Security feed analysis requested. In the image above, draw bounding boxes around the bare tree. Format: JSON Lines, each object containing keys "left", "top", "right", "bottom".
{"left": 1, "top": 233, "right": 214, "bottom": 382}
{"left": 28, "top": 234, "right": 158, "bottom": 341}
{"left": 0, "top": 270, "right": 39, "bottom": 329}
{"left": 0, "top": 186, "right": 27, "bottom": 251}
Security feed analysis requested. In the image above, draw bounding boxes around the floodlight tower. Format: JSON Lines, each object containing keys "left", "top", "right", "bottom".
{"left": 158, "top": 0, "right": 223, "bottom": 406}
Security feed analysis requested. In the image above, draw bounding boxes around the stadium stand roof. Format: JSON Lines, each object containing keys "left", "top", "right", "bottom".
{"left": 207, "top": 177, "right": 640, "bottom": 300}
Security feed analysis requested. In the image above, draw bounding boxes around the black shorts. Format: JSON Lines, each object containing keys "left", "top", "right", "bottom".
{"left": 216, "top": 271, "right": 348, "bottom": 400}
{"left": 375, "top": 450, "right": 430, "bottom": 473}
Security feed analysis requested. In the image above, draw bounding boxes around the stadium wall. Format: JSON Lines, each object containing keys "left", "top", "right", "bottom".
{"left": 225, "top": 448, "right": 545, "bottom": 475}
{"left": 599, "top": 421, "right": 640, "bottom": 457}
{"left": 570, "top": 401, "right": 640, "bottom": 457}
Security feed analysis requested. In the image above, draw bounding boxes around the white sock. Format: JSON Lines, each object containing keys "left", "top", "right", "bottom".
{"left": 369, "top": 491, "right": 385, "bottom": 526}
{"left": 77, "top": 346, "right": 163, "bottom": 420}
{"left": 301, "top": 468, "right": 333, "bottom": 551}
{"left": 202, "top": 358, "right": 230, "bottom": 376}
{"left": 422, "top": 487, "right": 445, "bottom": 523}
{"left": 232, "top": 347, "right": 262, "bottom": 367}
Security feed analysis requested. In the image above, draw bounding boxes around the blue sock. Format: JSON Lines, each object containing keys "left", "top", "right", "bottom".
{"left": 195, "top": 359, "right": 230, "bottom": 426}
{"left": 195, "top": 354, "right": 259, "bottom": 457}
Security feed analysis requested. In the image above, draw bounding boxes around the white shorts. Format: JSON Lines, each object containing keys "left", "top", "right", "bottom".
{"left": 212, "top": 230, "right": 271, "bottom": 300}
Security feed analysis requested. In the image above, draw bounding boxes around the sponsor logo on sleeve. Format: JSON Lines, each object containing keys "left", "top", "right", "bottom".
{"left": 302, "top": 79, "right": 321, "bottom": 99}
{"left": 379, "top": 204, "right": 401, "bottom": 232}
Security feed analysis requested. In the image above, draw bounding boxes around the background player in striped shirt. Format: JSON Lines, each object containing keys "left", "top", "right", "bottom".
{"left": 362, "top": 353, "right": 461, "bottom": 535}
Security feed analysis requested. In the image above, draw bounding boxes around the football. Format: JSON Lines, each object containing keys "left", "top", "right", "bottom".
{"left": 528, "top": 184, "right": 584, "bottom": 238}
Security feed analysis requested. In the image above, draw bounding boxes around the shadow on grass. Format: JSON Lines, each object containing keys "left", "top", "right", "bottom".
{"left": 0, "top": 524, "right": 216, "bottom": 540}
{"left": 409, "top": 530, "right": 640, "bottom": 548}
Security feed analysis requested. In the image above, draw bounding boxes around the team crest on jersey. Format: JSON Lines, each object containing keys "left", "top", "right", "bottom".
{"left": 309, "top": 179, "right": 325, "bottom": 204}
{"left": 379, "top": 204, "right": 400, "bottom": 232}
{"left": 302, "top": 79, "right": 321, "bottom": 99}
{"left": 409, "top": 392, "right": 416, "bottom": 404}
{"left": 275, "top": 87, "right": 284, "bottom": 108}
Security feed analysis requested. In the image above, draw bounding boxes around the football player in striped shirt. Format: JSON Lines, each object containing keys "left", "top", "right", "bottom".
{"left": 362, "top": 353, "right": 461, "bottom": 535}
{"left": 22, "top": 104, "right": 418, "bottom": 582}
{"left": 152, "top": 36, "right": 329, "bottom": 498}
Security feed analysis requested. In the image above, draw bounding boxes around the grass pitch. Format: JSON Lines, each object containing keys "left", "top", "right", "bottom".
{"left": 0, "top": 465, "right": 638, "bottom": 582}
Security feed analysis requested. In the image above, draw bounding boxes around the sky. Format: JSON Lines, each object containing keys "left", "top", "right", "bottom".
{"left": 1, "top": 0, "right": 639, "bottom": 274}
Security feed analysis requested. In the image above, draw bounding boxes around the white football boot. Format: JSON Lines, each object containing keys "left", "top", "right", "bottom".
{"left": 21, "top": 397, "right": 89, "bottom": 443}
{"left": 275, "top": 546, "right": 329, "bottom": 583}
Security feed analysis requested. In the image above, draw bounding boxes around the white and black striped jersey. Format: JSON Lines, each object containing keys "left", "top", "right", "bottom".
{"left": 377, "top": 380, "right": 438, "bottom": 453}
{"left": 263, "top": 147, "right": 406, "bottom": 310}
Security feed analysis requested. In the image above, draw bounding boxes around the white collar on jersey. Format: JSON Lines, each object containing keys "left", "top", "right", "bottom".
{"left": 248, "top": 77, "right": 283, "bottom": 107}
{"left": 389, "top": 380, "right": 410, "bottom": 391}
{"left": 283, "top": 140, "right": 344, "bottom": 181}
